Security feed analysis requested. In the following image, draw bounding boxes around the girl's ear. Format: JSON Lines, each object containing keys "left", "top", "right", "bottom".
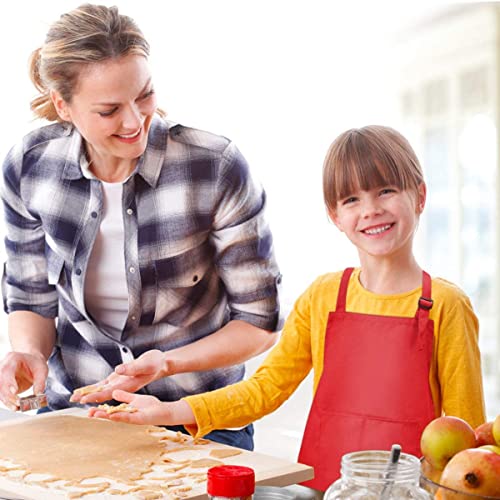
{"left": 50, "top": 90, "right": 71, "bottom": 122}
{"left": 417, "top": 182, "right": 427, "bottom": 214}
{"left": 328, "top": 208, "right": 344, "bottom": 232}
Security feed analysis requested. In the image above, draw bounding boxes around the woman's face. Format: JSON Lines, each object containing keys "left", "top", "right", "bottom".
{"left": 51, "top": 54, "right": 157, "bottom": 166}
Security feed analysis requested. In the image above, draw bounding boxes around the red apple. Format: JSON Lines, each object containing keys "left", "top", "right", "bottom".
{"left": 478, "top": 444, "right": 500, "bottom": 454}
{"left": 421, "top": 416, "right": 477, "bottom": 470}
{"left": 475, "top": 421, "right": 496, "bottom": 447}
{"left": 493, "top": 414, "right": 500, "bottom": 446}
{"left": 439, "top": 448, "right": 500, "bottom": 498}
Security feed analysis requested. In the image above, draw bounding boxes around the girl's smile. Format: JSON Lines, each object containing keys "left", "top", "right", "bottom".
{"left": 360, "top": 222, "right": 395, "bottom": 236}
{"left": 331, "top": 184, "right": 426, "bottom": 261}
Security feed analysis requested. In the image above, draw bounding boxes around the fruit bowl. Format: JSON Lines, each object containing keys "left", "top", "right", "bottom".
{"left": 420, "top": 470, "right": 500, "bottom": 499}
{"left": 418, "top": 415, "right": 500, "bottom": 499}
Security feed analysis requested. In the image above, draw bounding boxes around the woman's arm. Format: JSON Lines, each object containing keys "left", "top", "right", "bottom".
{"left": 74, "top": 320, "right": 277, "bottom": 404}
{"left": 8, "top": 310, "right": 56, "bottom": 359}
{"left": 1, "top": 144, "right": 58, "bottom": 410}
{"left": 137, "top": 320, "right": 277, "bottom": 375}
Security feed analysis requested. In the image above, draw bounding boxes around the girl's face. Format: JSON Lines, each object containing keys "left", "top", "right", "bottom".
{"left": 51, "top": 54, "right": 157, "bottom": 167}
{"left": 330, "top": 183, "right": 426, "bottom": 261}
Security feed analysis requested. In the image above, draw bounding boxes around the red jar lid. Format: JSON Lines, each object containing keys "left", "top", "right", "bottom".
{"left": 207, "top": 465, "right": 255, "bottom": 497}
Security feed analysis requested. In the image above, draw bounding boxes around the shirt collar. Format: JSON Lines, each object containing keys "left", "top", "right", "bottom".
{"left": 134, "top": 115, "right": 168, "bottom": 188}
{"left": 60, "top": 115, "right": 169, "bottom": 186}
{"left": 61, "top": 124, "right": 85, "bottom": 180}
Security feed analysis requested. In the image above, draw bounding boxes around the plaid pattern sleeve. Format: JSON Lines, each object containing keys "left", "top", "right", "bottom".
{"left": 1, "top": 130, "right": 63, "bottom": 318}
{"left": 1, "top": 117, "right": 282, "bottom": 409}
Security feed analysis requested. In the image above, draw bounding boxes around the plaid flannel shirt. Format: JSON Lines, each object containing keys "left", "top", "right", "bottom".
{"left": 1, "top": 116, "right": 281, "bottom": 409}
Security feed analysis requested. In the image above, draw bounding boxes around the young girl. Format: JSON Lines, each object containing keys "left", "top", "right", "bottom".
{"left": 89, "top": 125, "right": 486, "bottom": 491}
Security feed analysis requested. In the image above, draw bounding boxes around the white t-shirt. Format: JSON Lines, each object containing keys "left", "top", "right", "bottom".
{"left": 84, "top": 181, "right": 129, "bottom": 336}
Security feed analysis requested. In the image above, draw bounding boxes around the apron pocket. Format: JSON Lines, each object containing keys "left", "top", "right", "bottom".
{"left": 318, "top": 412, "right": 425, "bottom": 458}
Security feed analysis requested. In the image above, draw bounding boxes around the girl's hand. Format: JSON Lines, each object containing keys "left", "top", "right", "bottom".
{"left": 88, "top": 389, "right": 194, "bottom": 426}
{"left": 70, "top": 349, "right": 169, "bottom": 404}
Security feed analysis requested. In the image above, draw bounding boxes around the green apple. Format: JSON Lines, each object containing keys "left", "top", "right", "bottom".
{"left": 492, "top": 414, "right": 500, "bottom": 446}
{"left": 474, "top": 421, "right": 496, "bottom": 447}
{"left": 420, "top": 416, "right": 476, "bottom": 470}
{"left": 440, "top": 448, "right": 500, "bottom": 498}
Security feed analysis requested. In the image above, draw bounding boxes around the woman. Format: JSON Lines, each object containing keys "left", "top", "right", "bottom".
{"left": 0, "top": 3, "right": 281, "bottom": 450}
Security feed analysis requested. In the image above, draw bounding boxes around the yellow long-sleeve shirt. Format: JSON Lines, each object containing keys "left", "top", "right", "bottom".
{"left": 184, "top": 269, "right": 486, "bottom": 438}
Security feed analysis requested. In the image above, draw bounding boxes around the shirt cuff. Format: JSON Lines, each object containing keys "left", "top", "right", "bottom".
{"left": 182, "top": 395, "right": 214, "bottom": 438}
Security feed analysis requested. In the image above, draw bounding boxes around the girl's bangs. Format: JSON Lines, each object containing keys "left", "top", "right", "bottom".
{"left": 335, "top": 155, "right": 406, "bottom": 202}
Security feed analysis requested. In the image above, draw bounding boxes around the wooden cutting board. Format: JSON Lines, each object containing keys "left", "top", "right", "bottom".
{"left": 0, "top": 409, "right": 313, "bottom": 500}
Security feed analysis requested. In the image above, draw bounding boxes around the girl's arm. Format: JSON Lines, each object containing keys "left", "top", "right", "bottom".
{"left": 435, "top": 288, "right": 486, "bottom": 428}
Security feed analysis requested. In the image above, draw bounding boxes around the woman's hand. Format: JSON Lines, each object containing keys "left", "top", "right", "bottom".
{"left": 0, "top": 351, "right": 48, "bottom": 411}
{"left": 70, "top": 349, "right": 169, "bottom": 404}
{"left": 114, "top": 349, "right": 170, "bottom": 380}
{"left": 88, "top": 389, "right": 196, "bottom": 426}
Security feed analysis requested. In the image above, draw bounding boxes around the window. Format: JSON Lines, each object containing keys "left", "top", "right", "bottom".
{"left": 398, "top": 5, "right": 500, "bottom": 418}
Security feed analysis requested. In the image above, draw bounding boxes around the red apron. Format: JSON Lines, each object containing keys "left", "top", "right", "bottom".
{"left": 298, "top": 267, "right": 436, "bottom": 491}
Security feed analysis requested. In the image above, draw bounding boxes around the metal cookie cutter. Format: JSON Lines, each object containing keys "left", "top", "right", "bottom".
{"left": 18, "top": 394, "right": 48, "bottom": 412}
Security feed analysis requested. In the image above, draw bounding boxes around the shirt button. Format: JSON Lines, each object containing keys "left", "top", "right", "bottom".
{"left": 91, "top": 212, "right": 97, "bottom": 218}
{"left": 126, "top": 208, "right": 134, "bottom": 215}
{"left": 75, "top": 268, "right": 82, "bottom": 276}
{"left": 122, "top": 347, "right": 128, "bottom": 353}
{"left": 129, "top": 267, "right": 136, "bottom": 273}
{"left": 131, "top": 315, "right": 136, "bottom": 321}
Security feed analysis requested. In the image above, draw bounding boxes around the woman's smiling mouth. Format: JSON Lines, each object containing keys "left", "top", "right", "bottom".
{"left": 114, "top": 128, "right": 142, "bottom": 143}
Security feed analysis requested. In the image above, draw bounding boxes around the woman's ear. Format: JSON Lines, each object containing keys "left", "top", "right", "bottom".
{"left": 417, "top": 182, "right": 427, "bottom": 214}
{"left": 50, "top": 90, "right": 71, "bottom": 122}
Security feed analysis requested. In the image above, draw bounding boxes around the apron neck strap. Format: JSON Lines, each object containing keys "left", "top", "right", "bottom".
{"left": 416, "top": 270, "right": 433, "bottom": 351}
{"left": 337, "top": 268, "right": 433, "bottom": 317}
{"left": 417, "top": 271, "right": 433, "bottom": 317}
{"left": 336, "top": 268, "right": 355, "bottom": 312}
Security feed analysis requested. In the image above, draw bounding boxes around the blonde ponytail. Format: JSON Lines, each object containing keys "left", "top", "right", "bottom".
{"left": 29, "top": 48, "right": 59, "bottom": 122}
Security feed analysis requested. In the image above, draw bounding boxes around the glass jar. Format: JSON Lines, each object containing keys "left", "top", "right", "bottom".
{"left": 207, "top": 465, "right": 255, "bottom": 500}
{"left": 324, "top": 450, "right": 432, "bottom": 500}
{"left": 254, "top": 486, "right": 297, "bottom": 500}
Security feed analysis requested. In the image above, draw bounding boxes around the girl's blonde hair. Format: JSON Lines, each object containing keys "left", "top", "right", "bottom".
{"left": 323, "top": 125, "right": 424, "bottom": 212}
{"left": 29, "top": 3, "right": 163, "bottom": 122}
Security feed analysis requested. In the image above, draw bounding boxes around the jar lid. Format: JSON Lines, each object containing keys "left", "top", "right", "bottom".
{"left": 207, "top": 465, "right": 255, "bottom": 497}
